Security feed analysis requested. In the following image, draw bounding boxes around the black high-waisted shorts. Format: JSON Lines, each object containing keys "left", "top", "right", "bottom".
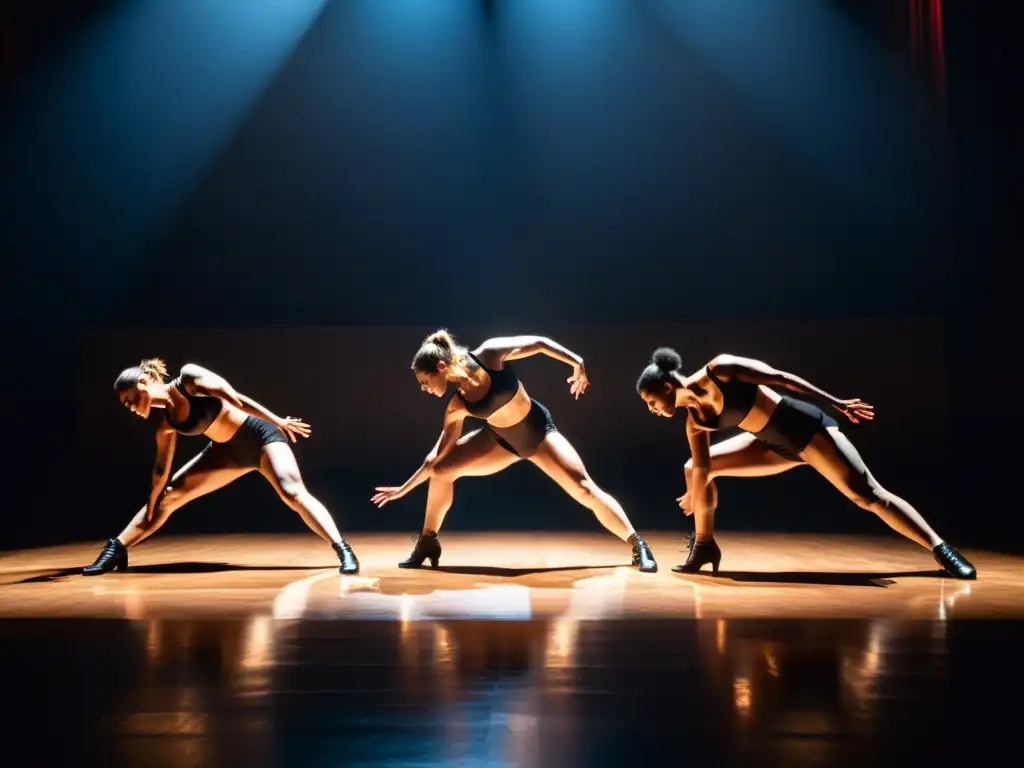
{"left": 202, "top": 416, "right": 288, "bottom": 468}
{"left": 490, "top": 399, "right": 557, "bottom": 459}
{"left": 754, "top": 396, "right": 838, "bottom": 461}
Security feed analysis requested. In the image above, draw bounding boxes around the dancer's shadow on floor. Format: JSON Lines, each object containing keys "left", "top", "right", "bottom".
{"left": 701, "top": 569, "right": 945, "bottom": 587}
{"left": 14, "top": 562, "right": 328, "bottom": 583}
{"left": 429, "top": 564, "right": 621, "bottom": 578}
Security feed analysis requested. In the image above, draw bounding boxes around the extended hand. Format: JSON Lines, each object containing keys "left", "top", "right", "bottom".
{"left": 371, "top": 486, "right": 408, "bottom": 508}
{"left": 276, "top": 417, "right": 312, "bottom": 442}
{"left": 567, "top": 362, "right": 590, "bottom": 399}
{"left": 675, "top": 492, "right": 694, "bottom": 516}
{"left": 835, "top": 398, "right": 874, "bottom": 424}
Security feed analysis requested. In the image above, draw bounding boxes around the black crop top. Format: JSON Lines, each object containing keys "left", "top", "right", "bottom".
{"left": 165, "top": 372, "right": 223, "bottom": 436}
{"left": 689, "top": 365, "right": 759, "bottom": 431}
{"left": 455, "top": 352, "right": 521, "bottom": 418}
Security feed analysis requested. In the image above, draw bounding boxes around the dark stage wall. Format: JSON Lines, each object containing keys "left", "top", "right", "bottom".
{"left": 69, "top": 318, "right": 953, "bottom": 549}
{"left": 4, "top": 1, "right": 1008, "bottom": 553}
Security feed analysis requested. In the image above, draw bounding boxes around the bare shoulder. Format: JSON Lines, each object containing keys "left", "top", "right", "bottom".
{"left": 707, "top": 353, "right": 764, "bottom": 380}
{"left": 181, "top": 362, "right": 231, "bottom": 389}
{"left": 175, "top": 363, "right": 208, "bottom": 394}
{"left": 708, "top": 353, "right": 740, "bottom": 371}
{"left": 471, "top": 340, "right": 504, "bottom": 368}
{"left": 180, "top": 362, "right": 212, "bottom": 379}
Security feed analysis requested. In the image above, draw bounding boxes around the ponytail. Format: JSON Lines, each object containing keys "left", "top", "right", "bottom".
{"left": 114, "top": 357, "right": 169, "bottom": 391}
{"left": 424, "top": 329, "right": 454, "bottom": 351}
{"left": 140, "top": 358, "right": 168, "bottom": 381}
{"left": 412, "top": 328, "right": 469, "bottom": 373}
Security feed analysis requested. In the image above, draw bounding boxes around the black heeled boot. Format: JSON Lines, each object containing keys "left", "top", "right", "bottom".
{"left": 333, "top": 538, "right": 360, "bottom": 574}
{"left": 933, "top": 542, "right": 976, "bottom": 580}
{"left": 672, "top": 532, "right": 722, "bottom": 575}
{"left": 629, "top": 534, "right": 658, "bottom": 573}
{"left": 83, "top": 538, "right": 128, "bottom": 576}
{"left": 399, "top": 532, "right": 442, "bottom": 569}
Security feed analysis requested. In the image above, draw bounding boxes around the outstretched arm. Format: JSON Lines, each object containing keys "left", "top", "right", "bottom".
{"left": 709, "top": 354, "right": 874, "bottom": 423}
{"left": 481, "top": 335, "right": 582, "bottom": 366}
{"left": 478, "top": 335, "right": 589, "bottom": 398}
{"left": 182, "top": 364, "right": 310, "bottom": 440}
{"left": 372, "top": 397, "right": 467, "bottom": 507}
{"left": 146, "top": 421, "right": 178, "bottom": 525}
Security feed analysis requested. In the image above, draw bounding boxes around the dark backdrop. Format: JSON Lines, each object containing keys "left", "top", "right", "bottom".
{"left": 0, "top": 1, "right": 1014, "bottom": 550}
{"left": 74, "top": 319, "right": 950, "bottom": 546}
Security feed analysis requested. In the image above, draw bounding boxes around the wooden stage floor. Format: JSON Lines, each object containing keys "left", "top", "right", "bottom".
{"left": 0, "top": 532, "right": 1020, "bottom": 620}
{"left": 3, "top": 533, "right": 1022, "bottom": 766}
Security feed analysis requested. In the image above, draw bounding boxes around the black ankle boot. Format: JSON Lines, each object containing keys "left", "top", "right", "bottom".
{"left": 83, "top": 538, "right": 128, "bottom": 576}
{"left": 333, "top": 538, "right": 360, "bottom": 574}
{"left": 399, "top": 533, "right": 442, "bottom": 569}
{"left": 672, "top": 532, "right": 722, "bottom": 575}
{"left": 933, "top": 542, "right": 976, "bottom": 580}
{"left": 630, "top": 535, "right": 658, "bottom": 573}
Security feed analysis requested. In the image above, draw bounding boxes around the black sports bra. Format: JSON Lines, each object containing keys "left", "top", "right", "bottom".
{"left": 689, "top": 365, "right": 759, "bottom": 431}
{"left": 165, "top": 373, "right": 223, "bottom": 436}
{"left": 455, "top": 352, "right": 521, "bottom": 419}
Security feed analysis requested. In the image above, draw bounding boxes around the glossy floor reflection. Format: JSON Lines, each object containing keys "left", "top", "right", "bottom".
{"left": 2, "top": 534, "right": 1021, "bottom": 765}
{"left": 2, "top": 616, "right": 1020, "bottom": 766}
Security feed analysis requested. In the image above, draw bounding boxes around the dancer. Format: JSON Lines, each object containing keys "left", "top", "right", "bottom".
{"left": 635, "top": 347, "right": 975, "bottom": 579}
{"left": 371, "top": 330, "right": 657, "bottom": 572}
{"left": 83, "top": 358, "right": 359, "bottom": 575}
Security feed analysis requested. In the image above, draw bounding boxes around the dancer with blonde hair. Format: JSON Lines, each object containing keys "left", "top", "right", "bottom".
{"left": 373, "top": 330, "right": 658, "bottom": 572}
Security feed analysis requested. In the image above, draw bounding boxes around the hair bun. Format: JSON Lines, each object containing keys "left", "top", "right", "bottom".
{"left": 651, "top": 347, "right": 682, "bottom": 373}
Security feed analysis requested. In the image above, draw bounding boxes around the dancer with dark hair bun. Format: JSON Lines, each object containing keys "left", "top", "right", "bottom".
{"left": 372, "top": 330, "right": 658, "bottom": 572}
{"left": 635, "top": 347, "right": 975, "bottom": 579}
{"left": 83, "top": 358, "right": 359, "bottom": 575}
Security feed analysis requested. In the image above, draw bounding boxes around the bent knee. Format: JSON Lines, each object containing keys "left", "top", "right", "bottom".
{"left": 846, "top": 477, "right": 888, "bottom": 510}
{"left": 156, "top": 486, "right": 186, "bottom": 515}
{"left": 278, "top": 479, "right": 308, "bottom": 504}
{"left": 569, "top": 475, "right": 601, "bottom": 504}
{"left": 431, "top": 452, "right": 474, "bottom": 481}
{"left": 431, "top": 458, "right": 459, "bottom": 482}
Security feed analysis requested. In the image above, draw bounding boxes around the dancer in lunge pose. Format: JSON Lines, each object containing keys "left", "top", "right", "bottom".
{"left": 635, "top": 347, "right": 975, "bottom": 579}
{"left": 372, "top": 330, "right": 658, "bottom": 572}
{"left": 83, "top": 358, "right": 359, "bottom": 575}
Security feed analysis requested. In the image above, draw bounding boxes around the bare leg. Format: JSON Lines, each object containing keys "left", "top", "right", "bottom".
{"left": 117, "top": 446, "right": 251, "bottom": 548}
{"left": 799, "top": 427, "right": 942, "bottom": 550}
{"left": 682, "top": 432, "right": 802, "bottom": 541}
{"left": 529, "top": 432, "right": 635, "bottom": 542}
{"left": 424, "top": 428, "right": 520, "bottom": 534}
{"left": 259, "top": 442, "right": 344, "bottom": 544}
